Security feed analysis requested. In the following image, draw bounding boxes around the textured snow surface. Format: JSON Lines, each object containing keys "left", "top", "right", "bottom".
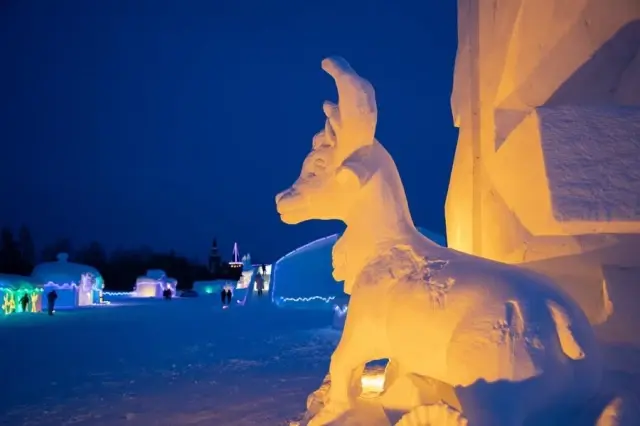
{"left": 537, "top": 106, "right": 640, "bottom": 223}
{"left": 0, "top": 299, "right": 340, "bottom": 426}
{"left": 447, "top": 0, "right": 640, "bottom": 247}
{"left": 446, "top": 0, "right": 640, "bottom": 353}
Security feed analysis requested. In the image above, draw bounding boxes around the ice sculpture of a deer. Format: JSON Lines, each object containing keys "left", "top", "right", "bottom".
{"left": 275, "top": 57, "right": 602, "bottom": 426}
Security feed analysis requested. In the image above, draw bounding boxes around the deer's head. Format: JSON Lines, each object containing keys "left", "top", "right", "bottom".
{"left": 275, "top": 57, "right": 378, "bottom": 224}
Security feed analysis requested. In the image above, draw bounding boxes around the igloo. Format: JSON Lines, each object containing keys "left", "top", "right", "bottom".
{"left": 445, "top": 0, "right": 640, "bottom": 361}
{"left": 276, "top": 56, "right": 603, "bottom": 426}
{"left": 32, "top": 253, "right": 104, "bottom": 309}
{"left": 134, "top": 270, "right": 177, "bottom": 298}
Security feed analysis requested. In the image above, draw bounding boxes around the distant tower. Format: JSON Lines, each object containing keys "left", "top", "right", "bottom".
{"left": 208, "top": 238, "right": 222, "bottom": 276}
{"left": 229, "top": 242, "right": 243, "bottom": 269}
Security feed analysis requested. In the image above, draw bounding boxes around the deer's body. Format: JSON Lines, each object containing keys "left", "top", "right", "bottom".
{"left": 275, "top": 57, "right": 602, "bottom": 425}
{"left": 324, "top": 142, "right": 600, "bottom": 425}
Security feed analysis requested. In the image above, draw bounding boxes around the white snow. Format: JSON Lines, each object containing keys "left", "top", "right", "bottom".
{"left": 1, "top": 285, "right": 639, "bottom": 425}
{"left": 0, "top": 298, "right": 341, "bottom": 426}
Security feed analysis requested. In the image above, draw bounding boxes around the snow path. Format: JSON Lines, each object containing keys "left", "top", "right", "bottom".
{"left": 0, "top": 299, "right": 340, "bottom": 425}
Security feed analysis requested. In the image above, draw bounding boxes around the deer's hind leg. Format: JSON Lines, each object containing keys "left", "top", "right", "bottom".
{"left": 445, "top": 301, "right": 545, "bottom": 426}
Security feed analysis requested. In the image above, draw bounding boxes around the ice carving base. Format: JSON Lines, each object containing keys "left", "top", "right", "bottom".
{"left": 299, "top": 366, "right": 466, "bottom": 426}
{"left": 276, "top": 57, "right": 603, "bottom": 426}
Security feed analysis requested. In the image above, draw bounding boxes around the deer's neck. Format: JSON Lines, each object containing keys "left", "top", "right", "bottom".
{"left": 345, "top": 145, "right": 417, "bottom": 243}
{"left": 344, "top": 179, "right": 417, "bottom": 250}
{"left": 332, "top": 166, "right": 441, "bottom": 289}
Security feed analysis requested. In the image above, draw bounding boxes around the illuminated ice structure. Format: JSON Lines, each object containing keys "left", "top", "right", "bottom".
{"left": 191, "top": 245, "right": 249, "bottom": 299}
{"left": 0, "top": 274, "right": 44, "bottom": 315}
{"left": 31, "top": 253, "right": 104, "bottom": 309}
{"left": 134, "top": 269, "right": 177, "bottom": 298}
{"left": 272, "top": 235, "right": 339, "bottom": 309}
{"left": 446, "top": 0, "right": 640, "bottom": 367}
{"left": 234, "top": 257, "right": 273, "bottom": 306}
{"left": 276, "top": 57, "right": 602, "bottom": 425}
{"left": 192, "top": 280, "right": 233, "bottom": 296}
{"left": 271, "top": 228, "right": 445, "bottom": 315}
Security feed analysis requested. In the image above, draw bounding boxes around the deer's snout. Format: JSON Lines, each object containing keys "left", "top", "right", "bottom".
{"left": 275, "top": 186, "right": 304, "bottom": 212}
{"left": 275, "top": 187, "right": 295, "bottom": 206}
{"left": 275, "top": 185, "right": 312, "bottom": 225}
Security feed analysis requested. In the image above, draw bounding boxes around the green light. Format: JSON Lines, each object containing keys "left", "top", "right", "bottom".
{"left": 1, "top": 287, "right": 44, "bottom": 315}
{"left": 95, "top": 275, "right": 104, "bottom": 290}
{"left": 2, "top": 293, "right": 15, "bottom": 314}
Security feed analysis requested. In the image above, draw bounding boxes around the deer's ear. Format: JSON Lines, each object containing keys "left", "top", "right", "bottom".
{"left": 336, "top": 158, "right": 370, "bottom": 191}
{"left": 336, "top": 146, "right": 376, "bottom": 189}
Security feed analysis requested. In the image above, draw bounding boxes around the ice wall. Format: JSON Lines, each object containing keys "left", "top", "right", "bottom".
{"left": 271, "top": 234, "right": 341, "bottom": 309}
{"left": 446, "top": 0, "right": 640, "bottom": 364}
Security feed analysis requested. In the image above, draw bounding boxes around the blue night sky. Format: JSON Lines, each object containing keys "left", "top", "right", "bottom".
{"left": 0, "top": 0, "right": 458, "bottom": 264}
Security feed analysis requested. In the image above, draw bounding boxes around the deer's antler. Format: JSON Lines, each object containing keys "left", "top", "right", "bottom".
{"left": 321, "top": 57, "right": 377, "bottom": 157}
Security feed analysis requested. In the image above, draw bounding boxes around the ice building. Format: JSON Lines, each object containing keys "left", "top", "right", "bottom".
{"left": 235, "top": 263, "right": 272, "bottom": 305}
{"left": 272, "top": 227, "right": 445, "bottom": 309}
{"left": 134, "top": 269, "right": 177, "bottom": 298}
{"left": 0, "top": 274, "right": 44, "bottom": 315}
{"left": 31, "top": 253, "right": 104, "bottom": 309}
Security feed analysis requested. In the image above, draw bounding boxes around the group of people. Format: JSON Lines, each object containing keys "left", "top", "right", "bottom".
{"left": 17, "top": 290, "right": 58, "bottom": 315}
{"left": 220, "top": 288, "right": 233, "bottom": 306}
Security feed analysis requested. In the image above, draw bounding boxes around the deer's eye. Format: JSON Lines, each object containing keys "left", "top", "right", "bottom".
{"left": 313, "top": 158, "right": 327, "bottom": 171}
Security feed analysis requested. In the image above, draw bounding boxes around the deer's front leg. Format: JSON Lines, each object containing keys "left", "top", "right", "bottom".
{"left": 326, "top": 340, "right": 367, "bottom": 404}
{"left": 327, "top": 300, "right": 380, "bottom": 404}
{"left": 308, "top": 344, "right": 368, "bottom": 426}
{"left": 309, "top": 323, "right": 377, "bottom": 426}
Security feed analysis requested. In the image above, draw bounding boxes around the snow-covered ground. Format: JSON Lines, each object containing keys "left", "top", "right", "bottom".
{"left": 0, "top": 297, "right": 340, "bottom": 426}
{"left": 2, "top": 295, "right": 640, "bottom": 426}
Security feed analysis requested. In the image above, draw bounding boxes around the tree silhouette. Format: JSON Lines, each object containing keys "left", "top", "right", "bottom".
{"left": 0, "top": 227, "right": 25, "bottom": 274}
{"left": 40, "top": 238, "right": 73, "bottom": 262}
{"left": 18, "top": 225, "right": 36, "bottom": 269}
{"left": 1, "top": 224, "right": 225, "bottom": 291}
{"left": 75, "top": 241, "right": 107, "bottom": 268}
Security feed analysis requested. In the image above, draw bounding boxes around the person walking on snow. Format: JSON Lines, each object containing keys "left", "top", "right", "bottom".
{"left": 225, "top": 288, "right": 232, "bottom": 305}
{"left": 163, "top": 288, "right": 172, "bottom": 300}
{"left": 220, "top": 288, "right": 227, "bottom": 306}
{"left": 47, "top": 290, "right": 58, "bottom": 315}
{"left": 256, "top": 274, "right": 265, "bottom": 297}
{"left": 20, "top": 293, "right": 30, "bottom": 312}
